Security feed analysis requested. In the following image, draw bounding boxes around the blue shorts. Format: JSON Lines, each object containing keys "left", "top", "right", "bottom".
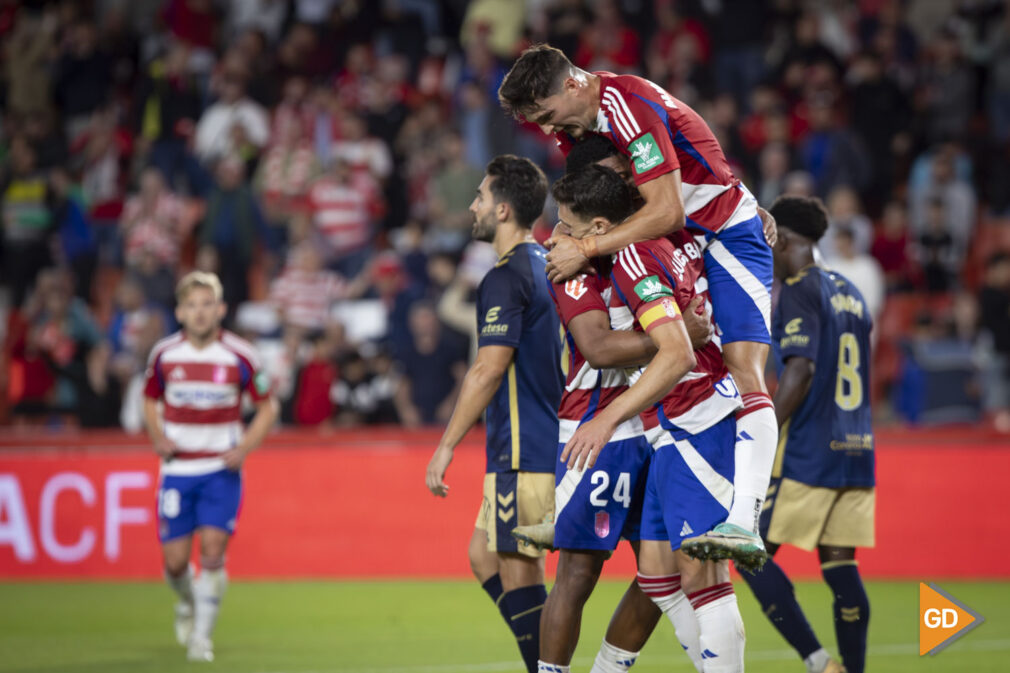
{"left": 704, "top": 215, "right": 773, "bottom": 345}
{"left": 641, "top": 415, "right": 736, "bottom": 550}
{"left": 157, "top": 469, "right": 242, "bottom": 542}
{"left": 554, "top": 435, "right": 652, "bottom": 551}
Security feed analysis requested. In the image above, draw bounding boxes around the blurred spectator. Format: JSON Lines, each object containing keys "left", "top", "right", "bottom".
{"left": 254, "top": 119, "right": 319, "bottom": 252}
{"left": 330, "top": 112, "right": 393, "bottom": 185}
{"left": 821, "top": 186, "right": 874, "bottom": 261}
{"left": 978, "top": 253, "right": 1010, "bottom": 431}
{"left": 225, "top": 0, "right": 287, "bottom": 44}
{"left": 106, "top": 275, "right": 168, "bottom": 384}
{"left": 427, "top": 131, "right": 484, "bottom": 253}
{"left": 269, "top": 75, "right": 313, "bottom": 147}
{"left": 917, "top": 28, "right": 973, "bottom": 144}
{"left": 828, "top": 227, "right": 885, "bottom": 324}
{"left": 269, "top": 242, "right": 369, "bottom": 335}
{"left": 782, "top": 170, "right": 816, "bottom": 198}
{"left": 574, "top": 0, "right": 642, "bottom": 72}
{"left": 331, "top": 350, "right": 400, "bottom": 426}
{"left": 972, "top": 7, "right": 1010, "bottom": 143}
{"left": 52, "top": 21, "right": 113, "bottom": 142}
{"left": 3, "top": 9, "right": 56, "bottom": 118}
{"left": 120, "top": 167, "right": 188, "bottom": 307}
{"left": 460, "top": 0, "right": 525, "bottom": 60}
{"left": 161, "top": 0, "right": 219, "bottom": 76}
{"left": 133, "top": 42, "right": 206, "bottom": 194}
{"left": 307, "top": 158, "right": 380, "bottom": 277}
{"left": 73, "top": 108, "right": 130, "bottom": 235}
{"left": 913, "top": 198, "right": 957, "bottom": 293}
{"left": 393, "top": 302, "right": 466, "bottom": 427}
{"left": 706, "top": 0, "right": 768, "bottom": 111}
{"left": 194, "top": 68, "right": 270, "bottom": 165}
{"left": 871, "top": 200, "right": 913, "bottom": 292}
{"left": 799, "top": 94, "right": 872, "bottom": 197}
{"left": 909, "top": 149, "right": 977, "bottom": 261}
{"left": 291, "top": 331, "right": 339, "bottom": 426}
{"left": 198, "top": 156, "right": 268, "bottom": 311}
{"left": 778, "top": 10, "right": 845, "bottom": 81}
{"left": 756, "top": 142, "right": 791, "bottom": 206}
{"left": 2, "top": 139, "right": 52, "bottom": 306}
{"left": 49, "top": 167, "right": 97, "bottom": 302}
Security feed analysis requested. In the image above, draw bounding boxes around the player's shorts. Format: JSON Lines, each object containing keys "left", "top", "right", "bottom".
{"left": 705, "top": 214, "right": 773, "bottom": 345}
{"left": 157, "top": 469, "right": 242, "bottom": 542}
{"left": 475, "top": 471, "right": 554, "bottom": 558}
{"left": 761, "top": 477, "right": 876, "bottom": 551}
{"left": 640, "top": 415, "right": 736, "bottom": 550}
{"left": 554, "top": 435, "right": 652, "bottom": 551}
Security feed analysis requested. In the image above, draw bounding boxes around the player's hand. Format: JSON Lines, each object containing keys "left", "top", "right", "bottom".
{"left": 222, "top": 445, "right": 250, "bottom": 471}
{"left": 561, "top": 417, "right": 616, "bottom": 471}
{"left": 426, "top": 446, "right": 454, "bottom": 497}
{"left": 545, "top": 235, "right": 596, "bottom": 282}
{"left": 759, "top": 207, "right": 777, "bottom": 247}
{"left": 152, "top": 434, "right": 177, "bottom": 459}
{"left": 683, "top": 295, "right": 713, "bottom": 350}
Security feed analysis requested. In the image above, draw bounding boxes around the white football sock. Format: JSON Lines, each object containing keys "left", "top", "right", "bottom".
{"left": 590, "top": 639, "right": 640, "bottom": 673}
{"left": 726, "top": 398, "right": 777, "bottom": 533}
{"left": 165, "top": 563, "right": 194, "bottom": 604}
{"left": 692, "top": 589, "right": 745, "bottom": 673}
{"left": 193, "top": 567, "right": 228, "bottom": 640}
{"left": 538, "top": 661, "right": 570, "bottom": 673}
{"left": 637, "top": 574, "right": 702, "bottom": 672}
{"left": 804, "top": 648, "right": 832, "bottom": 673}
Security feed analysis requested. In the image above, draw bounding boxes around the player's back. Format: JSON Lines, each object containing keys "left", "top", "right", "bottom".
{"left": 609, "top": 231, "right": 741, "bottom": 438}
{"left": 773, "top": 266, "right": 874, "bottom": 488}
{"left": 477, "top": 241, "right": 563, "bottom": 473}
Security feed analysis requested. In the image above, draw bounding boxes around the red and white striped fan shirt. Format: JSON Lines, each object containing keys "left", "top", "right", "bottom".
{"left": 144, "top": 331, "right": 270, "bottom": 476}
{"left": 269, "top": 268, "right": 347, "bottom": 330}
{"left": 307, "top": 174, "right": 376, "bottom": 258}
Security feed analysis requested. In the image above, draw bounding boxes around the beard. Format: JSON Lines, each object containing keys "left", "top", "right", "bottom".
{"left": 472, "top": 214, "right": 496, "bottom": 242}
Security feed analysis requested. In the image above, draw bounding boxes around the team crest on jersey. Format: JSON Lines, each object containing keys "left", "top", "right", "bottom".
{"left": 212, "top": 365, "right": 227, "bottom": 383}
{"left": 169, "top": 366, "right": 187, "bottom": 381}
{"left": 634, "top": 276, "right": 671, "bottom": 302}
{"left": 565, "top": 277, "right": 588, "bottom": 300}
{"left": 595, "top": 511, "right": 610, "bottom": 538}
{"left": 254, "top": 371, "right": 270, "bottom": 395}
{"left": 630, "top": 132, "right": 664, "bottom": 173}
{"left": 661, "top": 298, "right": 681, "bottom": 318}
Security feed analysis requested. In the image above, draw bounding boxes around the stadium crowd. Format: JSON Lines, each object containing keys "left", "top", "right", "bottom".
{"left": 0, "top": 0, "right": 1008, "bottom": 430}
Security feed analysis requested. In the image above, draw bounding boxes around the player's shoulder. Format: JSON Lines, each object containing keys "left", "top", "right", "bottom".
{"left": 219, "top": 330, "right": 262, "bottom": 366}
{"left": 487, "top": 242, "right": 545, "bottom": 282}
{"left": 783, "top": 264, "right": 824, "bottom": 293}
{"left": 148, "top": 331, "right": 186, "bottom": 361}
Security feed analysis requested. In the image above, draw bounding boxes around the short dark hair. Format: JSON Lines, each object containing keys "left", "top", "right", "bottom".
{"left": 769, "top": 195, "right": 829, "bottom": 242}
{"left": 498, "top": 44, "right": 573, "bottom": 119}
{"left": 486, "top": 154, "right": 548, "bottom": 228}
{"left": 552, "top": 165, "right": 634, "bottom": 225}
{"left": 565, "top": 135, "right": 621, "bottom": 174}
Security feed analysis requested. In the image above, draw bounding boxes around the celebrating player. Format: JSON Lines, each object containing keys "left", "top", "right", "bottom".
{"left": 555, "top": 165, "right": 747, "bottom": 672}
{"left": 499, "top": 44, "right": 777, "bottom": 568}
{"left": 144, "top": 271, "right": 278, "bottom": 662}
{"left": 425, "top": 155, "right": 563, "bottom": 673}
{"left": 741, "top": 196, "right": 875, "bottom": 673}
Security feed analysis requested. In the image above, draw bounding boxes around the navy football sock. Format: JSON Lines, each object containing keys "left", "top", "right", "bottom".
{"left": 741, "top": 557, "right": 822, "bottom": 660}
{"left": 502, "top": 584, "right": 548, "bottom": 673}
{"left": 823, "top": 561, "right": 869, "bottom": 673}
{"left": 481, "top": 573, "right": 510, "bottom": 624}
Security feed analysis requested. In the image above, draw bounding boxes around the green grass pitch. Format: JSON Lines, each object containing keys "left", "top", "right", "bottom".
{"left": 1, "top": 580, "right": 1007, "bottom": 672}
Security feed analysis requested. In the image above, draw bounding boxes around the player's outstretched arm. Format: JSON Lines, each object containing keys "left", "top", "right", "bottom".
{"left": 562, "top": 319, "right": 696, "bottom": 471}
{"left": 546, "top": 171, "right": 686, "bottom": 283}
{"left": 773, "top": 356, "right": 815, "bottom": 428}
{"left": 567, "top": 309, "right": 656, "bottom": 369}
{"left": 426, "top": 344, "right": 514, "bottom": 497}
{"left": 223, "top": 397, "right": 279, "bottom": 471}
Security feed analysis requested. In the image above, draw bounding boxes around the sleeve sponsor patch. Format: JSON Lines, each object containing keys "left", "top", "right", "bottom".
{"left": 634, "top": 275, "right": 673, "bottom": 302}
{"left": 254, "top": 371, "right": 271, "bottom": 395}
{"left": 630, "top": 132, "right": 664, "bottom": 174}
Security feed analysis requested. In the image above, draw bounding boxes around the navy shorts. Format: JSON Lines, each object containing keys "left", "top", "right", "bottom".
{"left": 641, "top": 415, "right": 736, "bottom": 550}
{"left": 157, "top": 469, "right": 242, "bottom": 542}
{"left": 554, "top": 435, "right": 652, "bottom": 551}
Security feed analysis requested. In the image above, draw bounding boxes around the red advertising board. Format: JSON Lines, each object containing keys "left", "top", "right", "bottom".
{"left": 0, "top": 428, "right": 1007, "bottom": 579}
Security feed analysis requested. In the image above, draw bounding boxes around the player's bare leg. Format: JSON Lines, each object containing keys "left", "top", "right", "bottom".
{"left": 189, "top": 527, "right": 230, "bottom": 662}
{"left": 469, "top": 528, "right": 501, "bottom": 583}
{"left": 538, "top": 550, "right": 607, "bottom": 671}
{"left": 591, "top": 542, "right": 662, "bottom": 673}
{"left": 682, "top": 340, "right": 775, "bottom": 571}
{"left": 162, "top": 536, "right": 195, "bottom": 648}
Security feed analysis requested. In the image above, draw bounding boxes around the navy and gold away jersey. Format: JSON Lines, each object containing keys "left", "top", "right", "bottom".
{"left": 772, "top": 265, "right": 874, "bottom": 488}
{"left": 477, "top": 241, "right": 563, "bottom": 473}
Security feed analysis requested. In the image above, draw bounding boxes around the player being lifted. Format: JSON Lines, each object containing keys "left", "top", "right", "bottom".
{"left": 144, "top": 272, "right": 277, "bottom": 662}
{"left": 556, "top": 165, "right": 747, "bottom": 672}
{"left": 741, "top": 196, "right": 875, "bottom": 673}
{"left": 530, "top": 138, "right": 716, "bottom": 673}
{"left": 425, "top": 155, "right": 563, "bottom": 673}
{"left": 499, "top": 45, "right": 776, "bottom": 568}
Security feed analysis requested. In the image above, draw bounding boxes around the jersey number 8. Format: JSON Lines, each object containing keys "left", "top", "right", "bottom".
{"left": 589, "top": 471, "right": 631, "bottom": 508}
{"left": 835, "top": 332, "right": 863, "bottom": 411}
